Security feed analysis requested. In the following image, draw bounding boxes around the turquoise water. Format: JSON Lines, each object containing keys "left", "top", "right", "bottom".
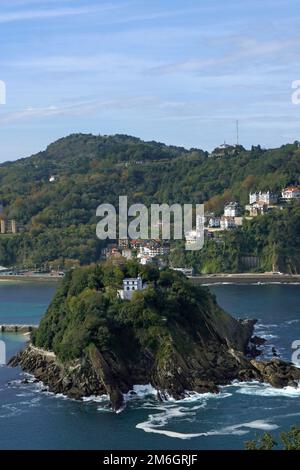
{"left": 0, "top": 282, "right": 300, "bottom": 450}
{"left": 0, "top": 282, "right": 56, "bottom": 324}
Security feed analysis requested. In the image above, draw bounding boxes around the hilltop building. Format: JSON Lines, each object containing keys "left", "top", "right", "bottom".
{"left": 210, "top": 143, "right": 235, "bottom": 158}
{"left": 210, "top": 143, "right": 244, "bottom": 158}
{"left": 118, "top": 276, "right": 145, "bottom": 300}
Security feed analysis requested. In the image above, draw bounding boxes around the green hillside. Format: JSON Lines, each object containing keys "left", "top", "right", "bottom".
{"left": 0, "top": 133, "right": 299, "bottom": 271}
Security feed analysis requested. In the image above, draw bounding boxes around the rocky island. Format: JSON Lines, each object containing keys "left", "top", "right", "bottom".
{"left": 10, "top": 262, "right": 300, "bottom": 411}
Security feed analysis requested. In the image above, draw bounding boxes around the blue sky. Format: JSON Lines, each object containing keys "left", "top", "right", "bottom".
{"left": 0, "top": 0, "right": 300, "bottom": 161}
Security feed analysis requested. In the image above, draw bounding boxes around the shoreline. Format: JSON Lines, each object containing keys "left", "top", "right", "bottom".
{"left": 0, "top": 274, "right": 62, "bottom": 283}
{"left": 189, "top": 273, "right": 300, "bottom": 285}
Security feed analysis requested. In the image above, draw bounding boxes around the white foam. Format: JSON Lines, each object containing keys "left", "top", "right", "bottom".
{"left": 239, "top": 420, "right": 278, "bottom": 431}
{"left": 259, "top": 334, "right": 279, "bottom": 340}
{"left": 136, "top": 403, "right": 278, "bottom": 440}
{"left": 255, "top": 323, "right": 279, "bottom": 329}
{"left": 285, "top": 319, "right": 300, "bottom": 325}
{"left": 236, "top": 382, "right": 300, "bottom": 397}
{"left": 82, "top": 394, "right": 109, "bottom": 403}
{"left": 124, "top": 384, "right": 158, "bottom": 402}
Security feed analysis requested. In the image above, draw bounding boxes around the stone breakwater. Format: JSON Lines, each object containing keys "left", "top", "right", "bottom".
{"left": 0, "top": 325, "right": 37, "bottom": 333}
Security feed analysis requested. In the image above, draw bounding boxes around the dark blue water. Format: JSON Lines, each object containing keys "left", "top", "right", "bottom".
{"left": 0, "top": 282, "right": 300, "bottom": 450}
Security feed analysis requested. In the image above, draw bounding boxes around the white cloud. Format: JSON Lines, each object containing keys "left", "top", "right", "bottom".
{"left": 6, "top": 54, "right": 156, "bottom": 73}
{"left": 0, "top": 96, "right": 171, "bottom": 124}
{"left": 150, "top": 38, "right": 300, "bottom": 75}
{"left": 0, "top": 3, "right": 118, "bottom": 23}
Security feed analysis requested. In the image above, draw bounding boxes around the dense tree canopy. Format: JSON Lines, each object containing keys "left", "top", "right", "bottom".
{"left": 0, "top": 133, "right": 299, "bottom": 270}
{"left": 32, "top": 262, "right": 215, "bottom": 362}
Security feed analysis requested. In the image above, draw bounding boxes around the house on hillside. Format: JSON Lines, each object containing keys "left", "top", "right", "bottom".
{"left": 138, "top": 244, "right": 169, "bottom": 258}
{"left": 208, "top": 216, "right": 221, "bottom": 228}
{"left": 220, "top": 216, "right": 236, "bottom": 230}
{"left": 249, "top": 191, "right": 278, "bottom": 205}
{"left": 282, "top": 186, "right": 300, "bottom": 200}
{"left": 245, "top": 202, "right": 268, "bottom": 217}
{"left": 210, "top": 142, "right": 236, "bottom": 158}
{"left": 224, "top": 202, "right": 240, "bottom": 218}
{"left": 118, "top": 276, "right": 145, "bottom": 300}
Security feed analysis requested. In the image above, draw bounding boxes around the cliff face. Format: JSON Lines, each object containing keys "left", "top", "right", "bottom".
{"left": 9, "top": 264, "right": 300, "bottom": 410}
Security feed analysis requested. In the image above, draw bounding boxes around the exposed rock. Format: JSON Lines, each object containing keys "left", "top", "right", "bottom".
{"left": 10, "top": 337, "right": 300, "bottom": 411}
{"left": 8, "top": 266, "right": 300, "bottom": 411}
{"left": 250, "top": 358, "right": 300, "bottom": 388}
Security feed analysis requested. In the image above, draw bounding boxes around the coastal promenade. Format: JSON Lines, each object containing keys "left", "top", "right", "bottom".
{"left": 190, "top": 272, "right": 300, "bottom": 285}
{"left": 0, "top": 274, "right": 61, "bottom": 282}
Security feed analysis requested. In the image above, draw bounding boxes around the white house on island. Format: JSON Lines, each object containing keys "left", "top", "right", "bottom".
{"left": 118, "top": 276, "right": 145, "bottom": 300}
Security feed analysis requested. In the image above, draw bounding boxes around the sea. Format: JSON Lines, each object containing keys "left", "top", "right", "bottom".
{"left": 0, "top": 281, "right": 300, "bottom": 450}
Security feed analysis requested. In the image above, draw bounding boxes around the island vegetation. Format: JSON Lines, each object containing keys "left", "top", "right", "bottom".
{"left": 10, "top": 261, "right": 300, "bottom": 410}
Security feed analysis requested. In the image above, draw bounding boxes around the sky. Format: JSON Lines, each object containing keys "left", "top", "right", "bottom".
{"left": 0, "top": 0, "right": 300, "bottom": 162}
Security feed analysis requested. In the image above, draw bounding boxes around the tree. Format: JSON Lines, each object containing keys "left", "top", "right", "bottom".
{"left": 245, "top": 426, "right": 300, "bottom": 450}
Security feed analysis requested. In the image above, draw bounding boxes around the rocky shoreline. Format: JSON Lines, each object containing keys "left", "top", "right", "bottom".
{"left": 10, "top": 328, "right": 300, "bottom": 411}
{"left": 9, "top": 265, "right": 300, "bottom": 412}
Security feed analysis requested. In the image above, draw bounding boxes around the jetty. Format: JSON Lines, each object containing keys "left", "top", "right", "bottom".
{"left": 0, "top": 324, "right": 38, "bottom": 333}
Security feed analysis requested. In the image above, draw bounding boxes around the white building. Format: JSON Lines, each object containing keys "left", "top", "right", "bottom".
{"left": 224, "top": 202, "right": 240, "bottom": 217}
{"left": 282, "top": 187, "right": 300, "bottom": 200}
{"left": 118, "top": 277, "right": 144, "bottom": 300}
{"left": 139, "top": 245, "right": 169, "bottom": 258}
{"left": 249, "top": 191, "right": 278, "bottom": 205}
{"left": 208, "top": 216, "right": 221, "bottom": 228}
{"left": 220, "top": 217, "right": 236, "bottom": 230}
{"left": 210, "top": 142, "right": 236, "bottom": 158}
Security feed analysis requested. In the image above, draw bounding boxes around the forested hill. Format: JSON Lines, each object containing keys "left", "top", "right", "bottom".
{"left": 0, "top": 133, "right": 299, "bottom": 268}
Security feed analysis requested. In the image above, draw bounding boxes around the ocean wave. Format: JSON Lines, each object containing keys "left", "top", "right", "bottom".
{"left": 235, "top": 382, "right": 300, "bottom": 397}
{"left": 255, "top": 323, "right": 279, "bottom": 329}
{"left": 124, "top": 384, "right": 158, "bottom": 401}
{"left": 259, "top": 334, "right": 279, "bottom": 340}
{"left": 285, "top": 319, "right": 300, "bottom": 325}
{"left": 136, "top": 402, "right": 278, "bottom": 440}
{"left": 82, "top": 394, "right": 109, "bottom": 403}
